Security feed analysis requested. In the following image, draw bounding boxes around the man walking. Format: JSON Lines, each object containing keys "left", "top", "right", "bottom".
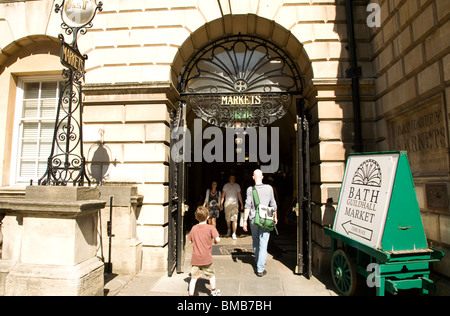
{"left": 243, "top": 169, "right": 277, "bottom": 277}
{"left": 220, "top": 174, "right": 244, "bottom": 239}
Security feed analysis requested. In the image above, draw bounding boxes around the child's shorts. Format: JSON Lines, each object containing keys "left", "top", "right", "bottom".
{"left": 191, "top": 264, "right": 215, "bottom": 280}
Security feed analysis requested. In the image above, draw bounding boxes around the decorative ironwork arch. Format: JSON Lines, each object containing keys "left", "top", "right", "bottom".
{"left": 179, "top": 35, "right": 303, "bottom": 127}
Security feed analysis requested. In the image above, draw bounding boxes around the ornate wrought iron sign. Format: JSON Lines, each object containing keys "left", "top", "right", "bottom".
{"left": 60, "top": 41, "right": 85, "bottom": 73}
{"left": 38, "top": 0, "right": 102, "bottom": 186}
{"left": 180, "top": 35, "right": 303, "bottom": 127}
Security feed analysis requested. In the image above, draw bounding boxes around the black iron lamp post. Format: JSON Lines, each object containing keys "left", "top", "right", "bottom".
{"left": 38, "top": 0, "right": 102, "bottom": 186}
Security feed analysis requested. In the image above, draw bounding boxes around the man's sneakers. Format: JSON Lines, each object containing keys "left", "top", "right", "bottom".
{"left": 227, "top": 229, "right": 237, "bottom": 240}
{"left": 256, "top": 270, "right": 267, "bottom": 277}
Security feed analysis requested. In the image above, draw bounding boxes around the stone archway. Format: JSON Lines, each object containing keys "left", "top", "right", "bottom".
{"left": 168, "top": 14, "right": 317, "bottom": 276}
{"left": 0, "top": 35, "right": 61, "bottom": 74}
{"left": 170, "top": 14, "right": 316, "bottom": 178}
{"left": 180, "top": 34, "right": 304, "bottom": 128}
{"left": 0, "top": 35, "right": 62, "bottom": 187}
{"left": 171, "top": 14, "right": 315, "bottom": 111}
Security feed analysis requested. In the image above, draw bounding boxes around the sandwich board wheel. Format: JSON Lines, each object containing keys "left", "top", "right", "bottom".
{"left": 331, "top": 249, "right": 357, "bottom": 296}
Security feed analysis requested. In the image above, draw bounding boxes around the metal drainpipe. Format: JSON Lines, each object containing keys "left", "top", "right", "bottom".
{"left": 346, "top": 0, "right": 363, "bottom": 153}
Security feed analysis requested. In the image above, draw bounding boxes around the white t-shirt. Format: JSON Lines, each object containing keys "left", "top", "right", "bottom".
{"left": 222, "top": 183, "right": 241, "bottom": 207}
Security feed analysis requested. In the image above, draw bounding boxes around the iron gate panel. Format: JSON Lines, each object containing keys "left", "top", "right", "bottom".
{"left": 296, "top": 99, "right": 312, "bottom": 278}
{"left": 168, "top": 101, "right": 186, "bottom": 277}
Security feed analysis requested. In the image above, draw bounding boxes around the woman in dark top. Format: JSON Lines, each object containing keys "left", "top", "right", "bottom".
{"left": 203, "top": 181, "right": 221, "bottom": 228}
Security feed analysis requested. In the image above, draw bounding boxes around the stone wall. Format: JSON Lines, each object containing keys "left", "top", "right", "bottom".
{"left": 0, "top": 0, "right": 359, "bottom": 273}
{"left": 83, "top": 83, "right": 176, "bottom": 272}
{"left": 370, "top": 0, "right": 450, "bottom": 284}
{"left": 0, "top": 1, "right": 447, "bottom": 289}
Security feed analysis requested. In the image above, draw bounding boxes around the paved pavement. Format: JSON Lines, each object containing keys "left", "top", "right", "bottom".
{"left": 104, "top": 234, "right": 338, "bottom": 296}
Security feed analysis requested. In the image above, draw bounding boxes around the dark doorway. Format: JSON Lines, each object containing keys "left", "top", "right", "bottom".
{"left": 183, "top": 115, "right": 299, "bottom": 266}
{"left": 171, "top": 34, "right": 311, "bottom": 278}
{"left": 185, "top": 161, "right": 259, "bottom": 236}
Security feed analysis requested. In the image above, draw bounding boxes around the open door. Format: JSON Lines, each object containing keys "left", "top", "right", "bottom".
{"left": 295, "top": 99, "right": 312, "bottom": 278}
{"left": 168, "top": 101, "right": 186, "bottom": 277}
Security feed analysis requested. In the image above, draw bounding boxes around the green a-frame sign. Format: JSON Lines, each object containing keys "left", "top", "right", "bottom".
{"left": 333, "top": 151, "right": 427, "bottom": 252}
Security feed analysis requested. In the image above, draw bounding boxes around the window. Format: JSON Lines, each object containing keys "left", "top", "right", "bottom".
{"left": 12, "top": 79, "right": 61, "bottom": 184}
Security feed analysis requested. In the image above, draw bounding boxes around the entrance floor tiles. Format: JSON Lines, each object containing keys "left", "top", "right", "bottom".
{"left": 105, "top": 235, "right": 338, "bottom": 296}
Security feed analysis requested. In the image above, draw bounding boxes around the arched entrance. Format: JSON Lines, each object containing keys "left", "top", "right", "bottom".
{"left": 169, "top": 23, "right": 314, "bottom": 278}
{"left": 180, "top": 35, "right": 303, "bottom": 128}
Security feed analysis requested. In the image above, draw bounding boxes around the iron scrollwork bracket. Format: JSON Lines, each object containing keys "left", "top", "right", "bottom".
{"left": 55, "top": 0, "right": 103, "bottom": 52}
{"left": 38, "top": 66, "right": 90, "bottom": 186}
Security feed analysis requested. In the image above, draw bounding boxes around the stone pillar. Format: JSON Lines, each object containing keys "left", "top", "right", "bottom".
{"left": 0, "top": 186, "right": 106, "bottom": 296}
{"left": 98, "top": 186, "right": 143, "bottom": 276}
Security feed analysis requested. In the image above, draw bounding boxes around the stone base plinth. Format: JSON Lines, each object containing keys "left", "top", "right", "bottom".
{"left": 0, "top": 186, "right": 106, "bottom": 296}
{"left": 5, "top": 257, "right": 104, "bottom": 296}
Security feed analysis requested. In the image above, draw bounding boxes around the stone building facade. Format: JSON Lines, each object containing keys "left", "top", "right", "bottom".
{"left": 0, "top": 0, "right": 448, "bottom": 293}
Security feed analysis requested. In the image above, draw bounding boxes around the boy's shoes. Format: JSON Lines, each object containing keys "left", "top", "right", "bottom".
{"left": 256, "top": 270, "right": 267, "bottom": 277}
{"left": 189, "top": 289, "right": 222, "bottom": 296}
{"left": 232, "top": 233, "right": 237, "bottom": 240}
{"left": 211, "top": 289, "right": 221, "bottom": 296}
